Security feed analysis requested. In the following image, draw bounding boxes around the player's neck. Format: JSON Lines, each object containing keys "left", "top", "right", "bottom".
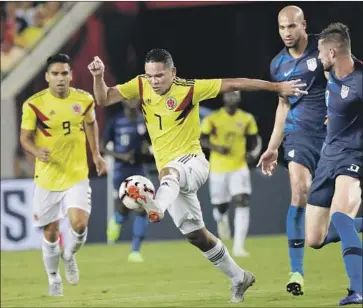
{"left": 334, "top": 56, "right": 354, "bottom": 80}
{"left": 49, "top": 88, "right": 70, "bottom": 99}
{"left": 224, "top": 108, "right": 237, "bottom": 115}
{"left": 288, "top": 34, "right": 308, "bottom": 59}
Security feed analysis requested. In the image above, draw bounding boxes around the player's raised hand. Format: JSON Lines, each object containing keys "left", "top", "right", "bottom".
{"left": 93, "top": 154, "right": 107, "bottom": 176}
{"left": 88, "top": 56, "right": 105, "bottom": 77}
{"left": 257, "top": 148, "right": 278, "bottom": 176}
{"left": 36, "top": 147, "right": 50, "bottom": 162}
{"left": 278, "top": 79, "right": 308, "bottom": 97}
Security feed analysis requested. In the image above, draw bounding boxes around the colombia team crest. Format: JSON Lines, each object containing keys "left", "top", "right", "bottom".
{"left": 72, "top": 104, "right": 82, "bottom": 114}
{"left": 165, "top": 97, "right": 177, "bottom": 110}
{"left": 306, "top": 58, "right": 317, "bottom": 71}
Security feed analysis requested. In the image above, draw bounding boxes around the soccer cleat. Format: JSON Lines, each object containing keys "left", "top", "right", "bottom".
{"left": 48, "top": 281, "right": 63, "bottom": 296}
{"left": 127, "top": 185, "right": 164, "bottom": 223}
{"left": 217, "top": 215, "right": 231, "bottom": 240}
{"left": 232, "top": 248, "right": 250, "bottom": 258}
{"left": 286, "top": 272, "right": 304, "bottom": 296}
{"left": 128, "top": 251, "right": 144, "bottom": 263}
{"left": 61, "top": 252, "right": 79, "bottom": 285}
{"left": 339, "top": 289, "right": 363, "bottom": 306}
{"left": 230, "top": 271, "right": 256, "bottom": 303}
{"left": 106, "top": 216, "right": 122, "bottom": 243}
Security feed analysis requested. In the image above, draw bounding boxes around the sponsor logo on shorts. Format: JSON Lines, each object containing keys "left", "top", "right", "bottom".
{"left": 347, "top": 164, "right": 360, "bottom": 173}
{"left": 33, "top": 214, "right": 39, "bottom": 221}
{"left": 288, "top": 149, "right": 295, "bottom": 158}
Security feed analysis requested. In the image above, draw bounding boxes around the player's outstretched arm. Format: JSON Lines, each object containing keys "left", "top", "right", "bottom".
{"left": 88, "top": 56, "right": 125, "bottom": 106}
{"left": 84, "top": 120, "right": 107, "bottom": 176}
{"left": 219, "top": 78, "right": 308, "bottom": 97}
{"left": 257, "top": 97, "right": 290, "bottom": 176}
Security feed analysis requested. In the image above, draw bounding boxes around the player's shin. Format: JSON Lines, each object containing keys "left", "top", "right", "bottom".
{"left": 201, "top": 235, "right": 245, "bottom": 284}
{"left": 42, "top": 237, "right": 61, "bottom": 284}
{"left": 131, "top": 214, "right": 148, "bottom": 252}
{"left": 287, "top": 205, "right": 305, "bottom": 276}
{"left": 331, "top": 212, "right": 363, "bottom": 294}
{"left": 155, "top": 175, "right": 180, "bottom": 213}
{"left": 320, "top": 217, "right": 363, "bottom": 247}
{"left": 63, "top": 227, "right": 88, "bottom": 260}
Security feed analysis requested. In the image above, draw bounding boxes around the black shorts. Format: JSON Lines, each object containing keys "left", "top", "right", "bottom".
{"left": 307, "top": 145, "right": 363, "bottom": 207}
{"left": 283, "top": 133, "right": 325, "bottom": 176}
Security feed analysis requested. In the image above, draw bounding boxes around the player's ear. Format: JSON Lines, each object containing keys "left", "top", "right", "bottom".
{"left": 302, "top": 20, "right": 307, "bottom": 30}
{"left": 172, "top": 66, "right": 176, "bottom": 78}
{"left": 45, "top": 72, "right": 49, "bottom": 83}
{"left": 69, "top": 70, "right": 73, "bottom": 82}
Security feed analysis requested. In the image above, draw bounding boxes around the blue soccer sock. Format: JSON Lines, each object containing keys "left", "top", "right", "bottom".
{"left": 287, "top": 205, "right": 306, "bottom": 276}
{"left": 321, "top": 217, "right": 363, "bottom": 247}
{"left": 114, "top": 211, "right": 128, "bottom": 225}
{"left": 131, "top": 215, "right": 148, "bottom": 252}
{"left": 332, "top": 212, "right": 363, "bottom": 294}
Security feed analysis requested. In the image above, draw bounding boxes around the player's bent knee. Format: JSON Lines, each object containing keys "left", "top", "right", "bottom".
{"left": 291, "top": 182, "right": 310, "bottom": 206}
{"left": 159, "top": 167, "right": 180, "bottom": 182}
{"left": 186, "top": 228, "right": 214, "bottom": 251}
{"left": 232, "top": 194, "right": 249, "bottom": 207}
{"left": 305, "top": 234, "right": 324, "bottom": 249}
{"left": 215, "top": 203, "right": 229, "bottom": 214}
{"left": 43, "top": 221, "right": 59, "bottom": 242}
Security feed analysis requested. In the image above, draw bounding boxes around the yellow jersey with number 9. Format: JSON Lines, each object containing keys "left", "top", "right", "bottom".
{"left": 201, "top": 108, "right": 258, "bottom": 173}
{"left": 116, "top": 76, "right": 221, "bottom": 170}
{"left": 21, "top": 88, "right": 95, "bottom": 190}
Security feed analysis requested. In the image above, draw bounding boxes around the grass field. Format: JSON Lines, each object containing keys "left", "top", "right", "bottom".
{"left": 1, "top": 235, "right": 348, "bottom": 307}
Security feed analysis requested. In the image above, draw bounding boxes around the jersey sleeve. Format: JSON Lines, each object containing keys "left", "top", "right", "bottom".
{"left": 21, "top": 102, "right": 36, "bottom": 130}
{"left": 246, "top": 114, "right": 258, "bottom": 135}
{"left": 200, "top": 115, "right": 212, "bottom": 134}
{"left": 116, "top": 76, "right": 141, "bottom": 100}
{"left": 193, "top": 79, "right": 222, "bottom": 104}
{"left": 83, "top": 94, "right": 96, "bottom": 123}
{"left": 270, "top": 59, "right": 277, "bottom": 82}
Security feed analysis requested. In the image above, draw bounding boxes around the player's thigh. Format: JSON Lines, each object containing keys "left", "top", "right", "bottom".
{"left": 331, "top": 175, "right": 362, "bottom": 218}
{"left": 229, "top": 167, "right": 252, "bottom": 197}
{"left": 167, "top": 191, "right": 205, "bottom": 235}
{"left": 166, "top": 154, "right": 210, "bottom": 193}
{"left": 33, "top": 184, "right": 63, "bottom": 228}
{"left": 305, "top": 203, "right": 331, "bottom": 247}
{"left": 64, "top": 179, "right": 91, "bottom": 227}
{"left": 209, "top": 172, "right": 230, "bottom": 204}
{"left": 288, "top": 161, "right": 312, "bottom": 206}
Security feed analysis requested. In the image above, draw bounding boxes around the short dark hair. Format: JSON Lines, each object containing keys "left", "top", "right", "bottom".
{"left": 145, "top": 49, "right": 174, "bottom": 67}
{"left": 319, "top": 22, "right": 351, "bottom": 51}
{"left": 46, "top": 53, "right": 71, "bottom": 70}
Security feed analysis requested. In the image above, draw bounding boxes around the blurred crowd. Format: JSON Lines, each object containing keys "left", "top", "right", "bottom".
{"left": 1, "top": 2, "right": 69, "bottom": 76}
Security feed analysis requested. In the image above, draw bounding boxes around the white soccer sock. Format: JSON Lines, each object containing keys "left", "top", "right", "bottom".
{"left": 42, "top": 237, "right": 61, "bottom": 284}
{"left": 203, "top": 239, "right": 245, "bottom": 284}
{"left": 213, "top": 208, "right": 225, "bottom": 222}
{"left": 233, "top": 207, "right": 250, "bottom": 251}
{"left": 63, "top": 228, "right": 88, "bottom": 260}
{"left": 155, "top": 175, "right": 180, "bottom": 213}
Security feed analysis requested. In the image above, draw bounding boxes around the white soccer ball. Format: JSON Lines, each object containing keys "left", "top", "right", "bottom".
{"left": 119, "top": 175, "right": 155, "bottom": 211}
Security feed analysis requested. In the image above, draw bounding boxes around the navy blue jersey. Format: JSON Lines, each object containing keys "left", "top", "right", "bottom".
{"left": 324, "top": 59, "right": 363, "bottom": 154}
{"left": 270, "top": 35, "right": 327, "bottom": 137}
{"left": 103, "top": 112, "right": 147, "bottom": 172}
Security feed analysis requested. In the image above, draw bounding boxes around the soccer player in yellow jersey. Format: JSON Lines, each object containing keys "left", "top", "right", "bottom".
{"left": 201, "top": 91, "right": 262, "bottom": 258}
{"left": 20, "top": 53, "right": 107, "bottom": 296}
{"left": 88, "top": 49, "right": 307, "bottom": 303}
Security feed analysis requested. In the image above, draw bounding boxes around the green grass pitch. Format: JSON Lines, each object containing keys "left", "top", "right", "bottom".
{"left": 1, "top": 235, "right": 347, "bottom": 307}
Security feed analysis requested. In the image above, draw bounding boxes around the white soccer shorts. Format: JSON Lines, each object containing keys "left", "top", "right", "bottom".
{"left": 32, "top": 179, "right": 92, "bottom": 227}
{"left": 209, "top": 166, "right": 252, "bottom": 205}
{"left": 165, "top": 154, "right": 210, "bottom": 235}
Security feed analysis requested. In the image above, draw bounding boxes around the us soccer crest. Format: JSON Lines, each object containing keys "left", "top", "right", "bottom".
{"left": 341, "top": 85, "right": 349, "bottom": 99}
{"left": 306, "top": 58, "right": 317, "bottom": 71}
{"left": 165, "top": 97, "right": 177, "bottom": 110}
{"left": 72, "top": 104, "right": 82, "bottom": 114}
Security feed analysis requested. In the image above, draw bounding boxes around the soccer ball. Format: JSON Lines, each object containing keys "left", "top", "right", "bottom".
{"left": 119, "top": 175, "right": 155, "bottom": 211}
